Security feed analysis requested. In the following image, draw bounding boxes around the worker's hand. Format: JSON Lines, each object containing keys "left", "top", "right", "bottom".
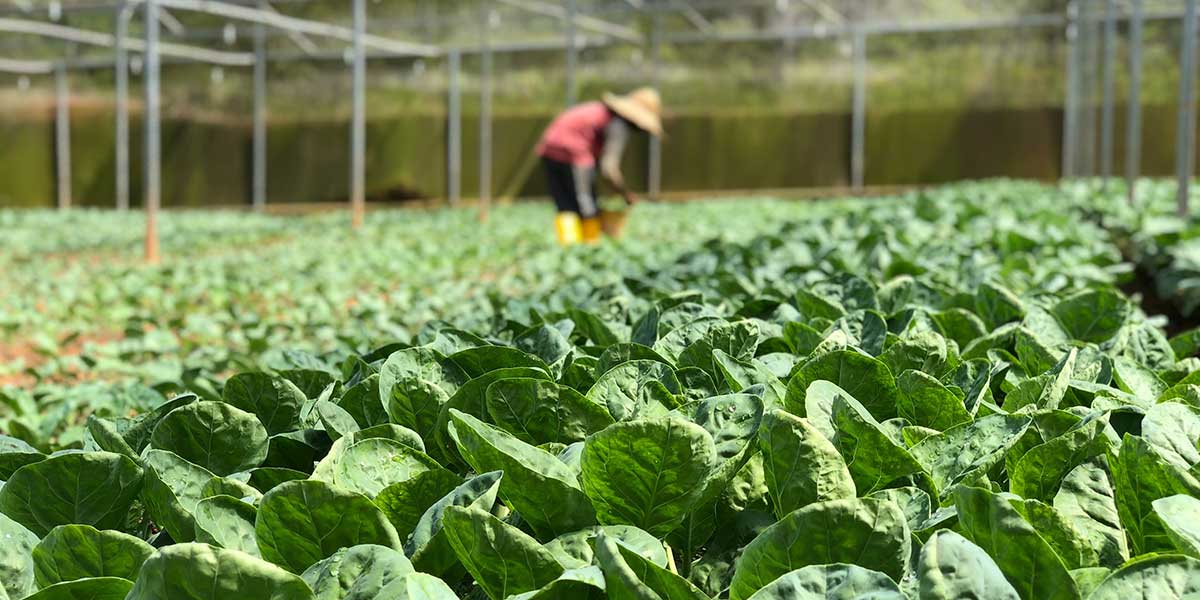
{"left": 623, "top": 192, "right": 639, "bottom": 206}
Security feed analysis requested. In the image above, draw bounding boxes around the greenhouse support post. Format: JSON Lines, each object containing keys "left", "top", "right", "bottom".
{"left": 144, "top": 0, "right": 161, "bottom": 263}
{"left": 350, "top": 0, "right": 366, "bottom": 229}
{"left": 565, "top": 0, "right": 577, "bottom": 106}
{"left": 1177, "top": 0, "right": 1198, "bottom": 216}
{"left": 447, "top": 49, "right": 462, "bottom": 206}
{"left": 649, "top": 12, "right": 662, "bottom": 199}
{"left": 1078, "top": 1, "right": 1098, "bottom": 178}
{"left": 55, "top": 62, "right": 71, "bottom": 210}
{"left": 115, "top": 1, "right": 129, "bottom": 211}
{"left": 252, "top": 2, "right": 267, "bottom": 211}
{"left": 1063, "top": 2, "right": 1080, "bottom": 179}
{"left": 1127, "top": 0, "right": 1144, "bottom": 203}
{"left": 851, "top": 29, "right": 867, "bottom": 192}
{"left": 1100, "top": 0, "right": 1117, "bottom": 189}
{"left": 479, "top": 4, "right": 493, "bottom": 221}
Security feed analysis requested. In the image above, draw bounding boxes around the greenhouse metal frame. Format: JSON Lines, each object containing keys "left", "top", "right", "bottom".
{"left": 1, "top": 0, "right": 1199, "bottom": 260}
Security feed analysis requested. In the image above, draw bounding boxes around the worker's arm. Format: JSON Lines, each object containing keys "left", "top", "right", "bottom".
{"left": 600, "top": 119, "right": 637, "bottom": 205}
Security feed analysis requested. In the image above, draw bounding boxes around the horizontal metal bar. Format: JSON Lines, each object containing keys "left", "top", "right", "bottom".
{"left": 132, "top": 0, "right": 440, "bottom": 57}
{"left": 0, "top": 56, "right": 53, "bottom": 73}
{"left": 663, "top": 9, "right": 1187, "bottom": 45}
{"left": 0, "top": 17, "right": 254, "bottom": 65}
{"left": 496, "top": 0, "right": 642, "bottom": 43}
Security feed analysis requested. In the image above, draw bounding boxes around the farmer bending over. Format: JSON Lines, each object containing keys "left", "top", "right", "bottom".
{"left": 536, "top": 87, "right": 663, "bottom": 245}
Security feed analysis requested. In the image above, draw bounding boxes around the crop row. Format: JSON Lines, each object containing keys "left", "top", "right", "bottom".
{"left": 1, "top": 181, "right": 1199, "bottom": 599}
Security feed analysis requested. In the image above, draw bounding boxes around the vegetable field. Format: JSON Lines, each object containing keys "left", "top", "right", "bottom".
{"left": 3, "top": 181, "right": 1200, "bottom": 599}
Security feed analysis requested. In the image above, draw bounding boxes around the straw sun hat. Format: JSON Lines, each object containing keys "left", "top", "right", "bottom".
{"left": 603, "top": 87, "right": 664, "bottom": 138}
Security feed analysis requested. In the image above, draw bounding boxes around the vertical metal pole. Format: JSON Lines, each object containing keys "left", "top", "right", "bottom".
{"left": 1063, "top": 2, "right": 1080, "bottom": 179}
{"left": 1079, "top": 0, "right": 1098, "bottom": 178}
{"left": 55, "top": 63, "right": 71, "bottom": 211}
{"left": 479, "top": 5, "right": 493, "bottom": 221}
{"left": 144, "top": 0, "right": 161, "bottom": 263}
{"left": 1099, "top": 0, "right": 1117, "bottom": 189}
{"left": 648, "top": 13, "right": 662, "bottom": 199}
{"left": 447, "top": 49, "right": 462, "bottom": 206}
{"left": 252, "top": 2, "right": 267, "bottom": 211}
{"left": 851, "top": 29, "right": 867, "bottom": 192}
{"left": 114, "top": 1, "right": 129, "bottom": 211}
{"left": 350, "top": 0, "right": 366, "bottom": 228}
{"left": 1177, "top": 0, "right": 1198, "bottom": 216}
{"left": 565, "top": 0, "right": 578, "bottom": 106}
{"left": 1127, "top": 0, "right": 1144, "bottom": 203}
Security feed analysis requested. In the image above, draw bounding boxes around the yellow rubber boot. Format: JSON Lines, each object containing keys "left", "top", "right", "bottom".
{"left": 581, "top": 217, "right": 602, "bottom": 244}
{"left": 555, "top": 212, "right": 583, "bottom": 246}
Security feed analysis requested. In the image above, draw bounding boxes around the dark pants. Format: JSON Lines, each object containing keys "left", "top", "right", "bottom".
{"left": 542, "top": 157, "right": 598, "bottom": 219}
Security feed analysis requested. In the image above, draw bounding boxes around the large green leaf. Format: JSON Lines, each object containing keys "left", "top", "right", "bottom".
{"left": 1003, "top": 349, "right": 1077, "bottom": 412}
{"left": 32, "top": 524, "right": 154, "bottom": 587}
{"left": 580, "top": 417, "right": 717, "bottom": 537}
{"left": 0, "top": 451, "right": 143, "bottom": 537}
{"left": 447, "top": 410, "right": 595, "bottom": 538}
{"left": 586, "top": 360, "right": 682, "bottom": 422}
{"left": 744, "top": 564, "right": 905, "bottom": 600}
{"left": 301, "top": 544, "right": 414, "bottom": 600}
{"left": 328, "top": 438, "right": 439, "bottom": 498}
{"left": 447, "top": 346, "right": 549, "bottom": 378}
{"left": 895, "top": 369, "right": 971, "bottom": 431}
{"left": 712, "top": 350, "right": 788, "bottom": 407}
{"left": 868, "top": 486, "right": 933, "bottom": 534}
{"left": 485, "top": 378, "right": 614, "bottom": 445}
{"left": 1086, "top": 554, "right": 1200, "bottom": 599}
{"left": 193, "top": 495, "right": 260, "bottom": 557}
{"left": 506, "top": 566, "right": 606, "bottom": 600}
{"left": 728, "top": 497, "right": 911, "bottom": 600}
{"left": 909, "top": 414, "right": 1031, "bottom": 499}
{"left": 0, "top": 435, "right": 44, "bottom": 480}
{"left": 677, "top": 320, "right": 760, "bottom": 382}
{"left": 125, "top": 543, "right": 315, "bottom": 599}
{"left": 1153, "top": 494, "right": 1200, "bottom": 557}
{"left": 975, "top": 281, "right": 1025, "bottom": 329}
{"left": 373, "top": 469, "right": 464, "bottom": 542}
{"left": 315, "top": 401, "right": 361, "bottom": 442}
{"left": 374, "top": 573, "right": 460, "bottom": 599}
{"left": 1142, "top": 402, "right": 1200, "bottom": 469}
{"left": 149, "top": 401, "right": 269, "bottom": 476}
{"left": 256, "top": 479, "right": 402, "bottom": 573}
{"left": 828, "top": 395, "right": 923, "bottom": 494}
{"left": 1009, "top": 498, "right": 1098, "bottom": 571}
{"left": 0, "top": 512, "right": 38, "bottom": 600}
{"left": 952, "top": 486, "right": 1080, "bottom": 600}
{"left": 785, "top": 350, "right": 899, "bottom": 421}
{"left": 686, "top": 392, "right": 764, "bottom": 460}
{"left": 442, "top": 506, "right": 563, "bottom": 600}
{"left": 918, "top": 530, "right": 1019, "bottom": 599}
{"left": 19, "top": 577, "right": 134, "bottom": 600}
{"left": 758, "top": 409, "right": 854, "bottom": 519}
{"left": 544, "top": 525, "right": 668, "bottom": 570}
{"left": 383, "top": 377, "right": 450, "bottom": 450}
{"left": 1011, "top": 415, "right": 1110, "bottom": 501}
{"left": 1109, "top": 434, "right": 1200, "bottom": 555}
{"left": 222, "top": 372, "right": 308, "bottom": 435}
{"left": 593, "top": 531, "right": 709, "bottom": 600}
{"left": 515, "top": 322, "right": 574, "bottom": 366}
{"left": 434, "top": 367, "right": 553, "bottom": 464}
{"left": 139, "top": 449, "right": 215, "bottom": 543}
{"left": 1051, "top": 289, "right": 1130, "bottom": 344}
{"left": 405, "top": 471, "right": 502, "bottom": 577}
{"left": 1052, "top": 461, "right": 1129, "bottom": 568}
{"left": 336, "top": 374, "right": 389, "bottom": 429}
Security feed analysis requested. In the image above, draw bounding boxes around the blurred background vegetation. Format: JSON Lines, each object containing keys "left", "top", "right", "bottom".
{"left": 0, "top": 0, "right": 1193, "bottom": 206}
